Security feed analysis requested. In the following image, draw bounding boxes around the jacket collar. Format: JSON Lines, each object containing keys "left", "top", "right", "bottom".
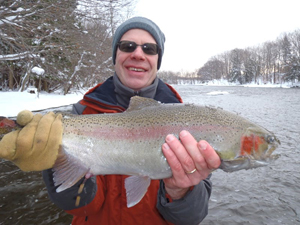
{"left": 113, "top": 73, "right": 159, "bottom": 108}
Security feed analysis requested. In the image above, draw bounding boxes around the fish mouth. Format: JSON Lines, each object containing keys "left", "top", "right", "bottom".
{"left": 219, "top": 157, "right": 272, "bottom": 172}
{"left": 219, "top": 150, "right": 281, "bottom": 172}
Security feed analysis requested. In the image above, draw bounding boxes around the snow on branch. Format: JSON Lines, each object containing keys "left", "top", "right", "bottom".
{"left": 31, "top": 66, "right": 45, "bottom": 76}
{"left": 0, "top": 52, "right": 37, "bottom": 61}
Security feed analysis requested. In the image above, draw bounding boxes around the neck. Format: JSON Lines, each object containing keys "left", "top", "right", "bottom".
{"left": 113, "top": 73, "right": 159, "bottom": 108}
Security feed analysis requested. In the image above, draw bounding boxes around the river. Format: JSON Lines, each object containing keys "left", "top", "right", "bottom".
{"left": 174, "top": 85, "right": 300, "bottom": 225}
{"left": 0, "top": 85, "right": 299, "bottom": 224}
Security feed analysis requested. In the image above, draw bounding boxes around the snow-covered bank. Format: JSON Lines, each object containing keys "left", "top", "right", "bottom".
{"left": 0, "top": 90, "right": 84, "bottom": 117}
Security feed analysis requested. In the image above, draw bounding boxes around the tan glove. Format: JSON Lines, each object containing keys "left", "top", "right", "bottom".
{"left": 0, "top": 110, "right": 63, "bottom": 171}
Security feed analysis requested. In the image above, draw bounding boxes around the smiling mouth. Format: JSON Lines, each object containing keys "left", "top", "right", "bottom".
{"left": 128, "top": 67, "right": 146, "bottom": 72}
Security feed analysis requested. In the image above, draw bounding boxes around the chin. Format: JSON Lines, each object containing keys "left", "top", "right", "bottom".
{"left": 125, "top": 79, "right": 147, "bottom": 90}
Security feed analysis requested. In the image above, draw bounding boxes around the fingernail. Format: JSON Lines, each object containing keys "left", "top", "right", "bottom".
{"left": 166, "top": 134, "right": 175, "bottom": 142}
{"left": 162, "top": 143, "right": 170, "bottom": 150}
{"left": 180, "top": 130, "right": 188, "bottom": 137}
{"left": 199, "top": 141, "right": 207, "bottom": 150}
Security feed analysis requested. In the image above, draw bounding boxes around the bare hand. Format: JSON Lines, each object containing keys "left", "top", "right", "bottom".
{"left": 162, "top": 130, "right": 221, "bottom": 199}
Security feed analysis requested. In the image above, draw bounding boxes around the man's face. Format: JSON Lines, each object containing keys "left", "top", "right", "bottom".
{"left": 115, "top": 29, "right": 159, "bottom": 91}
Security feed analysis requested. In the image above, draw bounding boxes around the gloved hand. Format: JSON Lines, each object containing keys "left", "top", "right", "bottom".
{"left": 0, "top": 110, "right": 63, "bottom": 171}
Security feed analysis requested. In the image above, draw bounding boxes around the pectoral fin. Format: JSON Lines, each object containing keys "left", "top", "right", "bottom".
{"left": 125, "top": 175, "right": 151, "bottom": 208}
{"left": 52, "top": 145, "right": 90, "bottom": 192}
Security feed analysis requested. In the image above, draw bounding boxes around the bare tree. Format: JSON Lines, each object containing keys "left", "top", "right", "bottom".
{"left": 283, "top": 30, "right": 300, "bottom": 82}
{"left": 0, "top": 0, "right": 137, "bottom": 93}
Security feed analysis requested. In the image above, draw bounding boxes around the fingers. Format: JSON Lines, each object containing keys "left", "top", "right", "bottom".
{"left": 197, "top": 140, "right": 221, "bottom": 170}
{"left": 17, "top": 114, "right": 43, "bottom": 155}
{"left": 162, "top": 130, "right": 221, "bottom": 189}
{"left": 179, "top": 130, "right": 208, "bottom": 173}
{"left": 33, "top": 112, "right": 56, "bottom": 152}
{"left": 16, "top": 110, "right": 34, "bottom": 126}
{"left": 164, "top": 131, "right": 197, "bottom": 175}
{"left": 0, "top": 130, "right": 20, "bottom": 160}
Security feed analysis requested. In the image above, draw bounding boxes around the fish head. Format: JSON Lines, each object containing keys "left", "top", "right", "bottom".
{"left": 0, "top": 117, "right": 20, "bottom": 142}
{"left": 218, "top": 126, "right": 280, "bottom": 172}
{"left": 240, "top": 126, "right": 280, "bottom": 160}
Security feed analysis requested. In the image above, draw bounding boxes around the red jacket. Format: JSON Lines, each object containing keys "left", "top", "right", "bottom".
{"left": 68, "top": 176, "right": 173, "bottom": 225}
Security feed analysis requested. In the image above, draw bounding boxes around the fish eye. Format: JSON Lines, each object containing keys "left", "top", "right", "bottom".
{"left": 266, "top": 135, "right": 275, "bottom": 143}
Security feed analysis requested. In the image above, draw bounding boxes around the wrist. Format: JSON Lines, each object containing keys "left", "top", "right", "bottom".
{"left": 165, "top": 186, "right": 191, "bottom": 201}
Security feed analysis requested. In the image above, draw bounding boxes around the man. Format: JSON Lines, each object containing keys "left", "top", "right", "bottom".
{"left": 1, "top": 17, "right": 221, "bottom": 224}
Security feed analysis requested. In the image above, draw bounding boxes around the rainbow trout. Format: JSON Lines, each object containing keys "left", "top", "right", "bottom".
{"left": 0, "top": 96, "right": 280, "bottom": 207}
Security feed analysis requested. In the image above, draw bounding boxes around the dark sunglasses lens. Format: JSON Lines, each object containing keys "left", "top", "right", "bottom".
{"left": 119, "top": 41, "right": 137, "bottom": 52}
{"left": 142, "top": 43, "right": 159, "bottom": 55}
{"left": 118, "top": 41, "right": 159, "bottom": 55}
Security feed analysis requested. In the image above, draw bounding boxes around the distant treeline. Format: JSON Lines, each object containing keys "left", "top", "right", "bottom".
{"left": 196, "top": 30, "right": 300, "bottom": 84}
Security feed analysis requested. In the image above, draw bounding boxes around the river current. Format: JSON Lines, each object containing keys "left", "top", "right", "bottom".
{"left": 0, "top": 85, "right": 299, "bottom": 224}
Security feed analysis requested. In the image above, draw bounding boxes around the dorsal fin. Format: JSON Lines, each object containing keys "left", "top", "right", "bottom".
{"left": 126, "top": 96, "right": 160, "bottom": 112}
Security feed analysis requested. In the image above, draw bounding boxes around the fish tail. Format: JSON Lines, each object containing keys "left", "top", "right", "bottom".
{"left": 52, "top": 145, "right": 90, "bottom": 193}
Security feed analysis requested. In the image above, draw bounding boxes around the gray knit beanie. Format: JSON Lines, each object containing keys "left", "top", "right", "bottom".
{"left": 112, "top": 17, "right": 165, "bottom": 70}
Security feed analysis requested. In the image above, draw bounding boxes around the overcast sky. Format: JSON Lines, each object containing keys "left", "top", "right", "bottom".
{"left": 134, "top": 0, "right": 300, "bottom": 72}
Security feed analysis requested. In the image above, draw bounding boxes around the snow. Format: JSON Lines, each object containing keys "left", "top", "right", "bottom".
{"left": 0, "top": 91, "right": 84, "bottom": 117}
{"left": 0, "top": 52, "right": 37, "bottom": 61}
{"left": 5, "top": 16, "right": 17, "bottom": 21}
{"left": 31, "top": 66, "right": 45, "bottom": 76}
{"left": 206, "top": 91, "right": 229, "bottom": 96}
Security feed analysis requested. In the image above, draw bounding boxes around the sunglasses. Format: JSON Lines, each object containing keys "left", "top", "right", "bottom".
{"left": 117, "top": 41, "right": 160, "bottom": 55}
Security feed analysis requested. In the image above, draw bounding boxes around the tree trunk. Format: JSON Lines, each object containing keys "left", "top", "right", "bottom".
{"left": 43, "top": 80, "right": 49, "bottom": 92}
{"left": 8, "top": 62, "right": 14, "bottom": 90}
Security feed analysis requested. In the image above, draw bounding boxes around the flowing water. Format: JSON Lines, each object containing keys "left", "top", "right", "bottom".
{"left": 0, "top": 85, "right": 299, "bottom": 224}
{"left": 174, "top": 85, "right": 300, "bottom": 225}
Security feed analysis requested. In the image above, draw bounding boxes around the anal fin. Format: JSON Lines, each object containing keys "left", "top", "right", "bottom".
{"left": 125, "top": 175, "right": 151, "bottom": 208}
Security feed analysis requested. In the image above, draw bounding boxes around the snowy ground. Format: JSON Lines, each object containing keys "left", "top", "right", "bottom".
{"left": 0, "top": 89, "right": 86, "bottom": 117}
{"left": 0, "top": 81, "right": 298, "bottom": 117}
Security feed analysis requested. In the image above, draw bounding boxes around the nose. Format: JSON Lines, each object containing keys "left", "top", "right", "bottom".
{"left": 130, "top": 46, "right": 146, "bottom": 61}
